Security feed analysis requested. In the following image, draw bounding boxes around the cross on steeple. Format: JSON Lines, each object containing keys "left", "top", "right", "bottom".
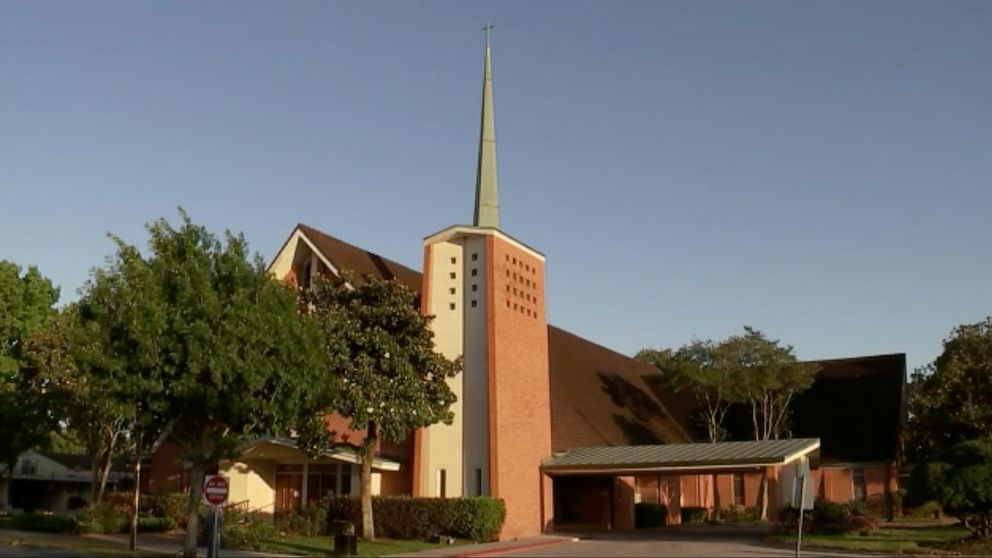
{"left": 483, "top": 23, "right": 494, "bottom": 46}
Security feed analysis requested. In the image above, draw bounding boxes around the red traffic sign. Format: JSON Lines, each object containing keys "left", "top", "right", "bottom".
{"left": 203, "top": 475, "right": 229, "bottom": 507}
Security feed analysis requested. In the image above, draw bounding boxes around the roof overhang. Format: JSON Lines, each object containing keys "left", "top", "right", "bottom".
{"left": 423, "top": 225, "right": 545, "bottom": 261}
{"left": 241, "top": 437, "right": 402, "bottom": 472}
{"left": 542, "top": 438, "right": 820, "bottom": 476}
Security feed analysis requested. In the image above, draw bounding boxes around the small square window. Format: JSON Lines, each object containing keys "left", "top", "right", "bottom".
{"left": 471, "top": 300, "right": 477, "bottom": 308}
{"left": 512, "top": 273, "right": 517, "bottom": 280}
{"left": 512, "top": 257, "right": 517, "bottom": 264}
{"left": 506, "top": 270, "right": 510, "bottom": 277}
{"left": 450, "top": 257, "right": 457, "bottom": 264}
{"left": 506, "top": 300, "right": 511, "bottom": 308}
{"left": 449, "top": 303, "right": 456, "bottom": 310}
{"left": 471, "top": 269, "right": 478, "bottom": 277}
{"left": 526, "top": 294, "right": 530, "bottom": 301}
{"left": 472, "top": 253, "right": 478, "bottom": 261}
{"left": 450, "top": 272, "right": 456, "bottom": 279}
{"left": 449, "top": 287, "right": 456, "bottom": 295}
{"left": 506, "top": 285, "right": 510, "bottom": 292}
{"left": 513, "top": 303, "right": 518, "bottom": 310}
{"left": 505, "top": 255, "right": 509, "bottom": 262}
{"left": 472, "top": 284, "right": 478, "bottom": 292}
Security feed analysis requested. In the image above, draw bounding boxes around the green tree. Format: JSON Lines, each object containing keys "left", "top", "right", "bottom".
{"left": 23, "top": 306, "right": 135, "bottom": 506}
{"left": 0, "top": 261, "right": 60, "bottom": 506}
{"left": 906, "top": 439, "right": 992, "bottom": 538}
{"left": 907, "top": 318, "right": 992, "bottom": 462}
{"left": 714, "top": 327, "right": 817, "bottom": 519}
{"left": 306, "top": 274, "right": 460, "bottom": 541}
{"left": 76, "top": 211, "right": 333, "bottom": 557}
{"left": 638, "top": 339, "right": 745, "bottom": 518}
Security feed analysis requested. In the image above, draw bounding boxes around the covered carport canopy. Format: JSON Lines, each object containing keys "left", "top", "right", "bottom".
{"left": 542, "top": 438, "right": 820, "bottom": 475}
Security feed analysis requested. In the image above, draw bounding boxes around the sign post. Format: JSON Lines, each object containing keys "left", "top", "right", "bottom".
{"left": 203, "top": 475, "right": 229, "bottom": 558}
{"left": 796, "top": 473, "right": 807, "bottom": 558}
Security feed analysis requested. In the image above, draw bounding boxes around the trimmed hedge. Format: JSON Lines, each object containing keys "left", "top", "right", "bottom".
{"left": 74, "top": 502, "right": 128, "bottom": 534}
{"left": 326, "top": 496, "right": 506, "bottom": 542}
{"left": 137, "top": 516, "right": 176, "bottom": 533}
{"left": 144, "top": 492, "right": 189, "bottom": 528}
{"left": 680, "top": 506, "right": 708, "bottom": 524}
{"left": 9, "top": 513, "right": 76, "bottom": 533}
{"left": 634, "top": 502, "right": 667, "bottom": 528}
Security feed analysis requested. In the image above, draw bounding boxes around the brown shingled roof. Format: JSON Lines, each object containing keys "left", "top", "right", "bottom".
{"left": 548, "top": 326, "right": 692, "bottom": 451}
{"left": 287, "top": 224, "right": 693, "bottom": 451}
{"left": 297, "top": 224, "right": 422, "bottom": 293}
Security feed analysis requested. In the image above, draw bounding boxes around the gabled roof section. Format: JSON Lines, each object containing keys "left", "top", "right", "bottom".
{"left": 548, "top": 325, "right": 692, "bottom": 451}
{"left": 543, "top": 438, "right": 820, "bottom": 474}
{"left": 277, "top": 224, "right": 422, "bottom": 293}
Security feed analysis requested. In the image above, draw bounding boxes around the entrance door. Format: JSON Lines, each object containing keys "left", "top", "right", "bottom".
{"left": 552, "top": 476, "right": 613, "bottom": 530}
{"left": 275, "top": 466, "right": 303, "bottom": 513}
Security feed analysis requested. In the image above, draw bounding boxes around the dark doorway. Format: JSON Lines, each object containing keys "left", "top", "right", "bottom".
{"left": 552, "top": 475, "right": 614, "bottom": 531}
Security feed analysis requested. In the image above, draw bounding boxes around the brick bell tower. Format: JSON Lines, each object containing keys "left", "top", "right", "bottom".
{"left": 412, "top": 27, "right": 553, "bottom": 539}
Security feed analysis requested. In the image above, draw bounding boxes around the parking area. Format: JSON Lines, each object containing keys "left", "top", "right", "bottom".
{"left": 495, "top": 526, "right": 869, "bottom": 558}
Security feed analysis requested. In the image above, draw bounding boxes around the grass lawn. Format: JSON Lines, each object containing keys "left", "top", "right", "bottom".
{"left": 0, "top": 532, "right": 166, "bottom": 557}
{"left": 769, "top": 525, "right": 972, "bottom": 554}
{"left": 243, "top": 534, "right": 463, "bottom": 557}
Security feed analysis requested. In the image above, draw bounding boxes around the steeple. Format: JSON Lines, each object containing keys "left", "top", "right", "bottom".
{"left": 473, "top": 24, "right": 500, "bottom": 229}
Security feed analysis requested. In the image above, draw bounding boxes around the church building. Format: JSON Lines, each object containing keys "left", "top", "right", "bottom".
{"left": 148, "top": 35, "right": 906, "bottom": 539}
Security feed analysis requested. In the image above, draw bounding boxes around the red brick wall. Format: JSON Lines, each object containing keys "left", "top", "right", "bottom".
{"left": 821, "top": 467, "right": 854, "bottom": 503}
{"left": 487, "top": 236, "right": 551, "bottom": 539}
{"left": 614, "top": 477, "right": 636, "bottom": 530}
{"left": 148, "top": 442, "right": 184, "bottom": 494}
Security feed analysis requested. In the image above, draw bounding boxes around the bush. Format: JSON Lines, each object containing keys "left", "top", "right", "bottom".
{"left": 223, "top": 520, "right": 279, "bottom": 550}
{"left": 325, "top": 496, "right": 506, "bottom": 542}
{"left": 9, "top": 513, "right": 76, "bottom": 533}
{"left": 74, "top": 502, "right": 128, "bottom": 534}
{"left": 778, "top": 500, "right": 878, "bottom": 535}
{"left": 720, "top": 505, "right": 760, "bottom": 523}
{"left": 634, "top": 502, "right": 666, "bottom": 528}
{"left": 144, "top": 492, "right": 189, "bottom": 527}
{"left": 137, "top": 516, "right": 176, "bottom": 533}
{"left": 680, "top": 506, "right": 708, "bottom": 524}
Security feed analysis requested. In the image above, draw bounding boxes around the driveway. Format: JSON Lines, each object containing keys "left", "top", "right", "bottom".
{"left": 495, "top": 525, "right": 872, "bottom": 558}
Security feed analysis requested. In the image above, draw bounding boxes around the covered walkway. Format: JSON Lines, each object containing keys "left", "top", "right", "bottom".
{"left": 541, "top": 438, "right": 820, "bottom": 532}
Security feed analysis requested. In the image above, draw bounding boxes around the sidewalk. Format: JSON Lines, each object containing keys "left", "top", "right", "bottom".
{"left": 389, "top": 536, "right": 577, "bottom": 557}
{"left": 0, "top": 530, "right": 294, "bottom": 557}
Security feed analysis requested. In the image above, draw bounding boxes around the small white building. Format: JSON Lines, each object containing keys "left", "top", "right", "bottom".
{"left": 0, "top": 451, "right": 132, "bottom": 513}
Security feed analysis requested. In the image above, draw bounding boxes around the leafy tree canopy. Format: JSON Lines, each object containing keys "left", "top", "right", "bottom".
{"left": 906, "top": 438, "right": 992, "bottom": 539}
{"left": 908, "top": 317, "right": 992, "bottom": 461}
{"left": 76, "top": 210, "right": 333, "bottom": 556}
{"left": 0, "top": 261, "right": 60, "bottom": 477}
{"left": 306, "top": 273, "right": 460, "bottom": 540}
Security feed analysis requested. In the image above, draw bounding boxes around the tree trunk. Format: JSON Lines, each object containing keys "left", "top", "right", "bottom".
{"left": 711, "top": 473, "right": 722, "bottom": 520}
{"left": 90, "top": 458, "right": 100, "bottom": 505}
{"left": 98, "top": 431, "right": 120, "bottom": 502}
{"left": 757, "top": 470, "right": 769, "bottom": 521}
{"left": 130, "top": 457, "right": 140, "bottom": 551}
{"left": 184, "top": 462, "right": 207, "bottom": 558}
{"left": 360, "top": 442, "right": 375, "bottom": 541}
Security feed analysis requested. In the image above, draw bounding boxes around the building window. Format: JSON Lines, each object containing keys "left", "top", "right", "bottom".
{"left": 450, "top": 272, "right": 456, "bottom": 279}
{"left": 506, "top": 300, "right": 511, "bottom": 308}
{"left": 472, "top": 253, "right": 478, "bottom": 261}
{"left": 471, "top": 300, "right": 477, "bottom": 308}
{"left": 449, "top": 287, "right": 456, "bottom": 295}
{"left": 512, "top": 257, "right": 517, "bottom": 264}
{"left": 471, "top": 284, "right": 478, "bottom": 292}
{"left": 733, "top": 473, "right": 745, "bottom": 507}
{"left": 449, "top": 303, "right": 456, "bottom": 310}
{"left": 513, "top": 303, "right": 518, "bottom": 310}
{"left": 853, "top": 468, "right": 867, "bottom": 501}
{"left": 450, "top": 257, "right": 456, "bottom": 264}
{"left": 438, "top": 469, "right": 447, "bottom": 499}
{"left": 471, "top": 269, "right": 478, "bottom": 277}
{"left": 475, "top": 468, "right": 483, "bottom": 496}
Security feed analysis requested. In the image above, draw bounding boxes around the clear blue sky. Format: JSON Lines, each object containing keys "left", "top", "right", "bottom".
{"left": 2, "top": 1, "right": 990, "bottom": 372}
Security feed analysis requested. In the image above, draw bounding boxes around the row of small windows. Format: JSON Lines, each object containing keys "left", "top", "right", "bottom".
{"left": 450, "top": 253, "right": 480, "bottom": 265}
{"left": 506, "top": 285, "right": 539, "bottom": 304}
{"left": 449, "top": 285, "right": 479, "bottom": 295}
{"left": 505, "top": 254, "right": 536, "bottom": 274}
{"left": 506, "top": 300, "right": 540, "bottom": 318}
{"left": 505, "top": 269, "right": 536, "bottom": 287}
{"left": 449, "top": 300, "right": 479, "bottom": 310}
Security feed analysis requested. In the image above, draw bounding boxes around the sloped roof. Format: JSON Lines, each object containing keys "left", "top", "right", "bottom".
{"left": 36, "top": 452, "right": 130, "bottom": 473}
{"left": 543, "top": 438, "right": 820, "bottom": 474}
{"left": 297, "top": 224, "right": 422, "bottom": 293}
{"left": 547, "top": 326, "right": 691, "bottom": 450}
{"left": 285, "top": 224, "right": 693, "bottom": 450}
